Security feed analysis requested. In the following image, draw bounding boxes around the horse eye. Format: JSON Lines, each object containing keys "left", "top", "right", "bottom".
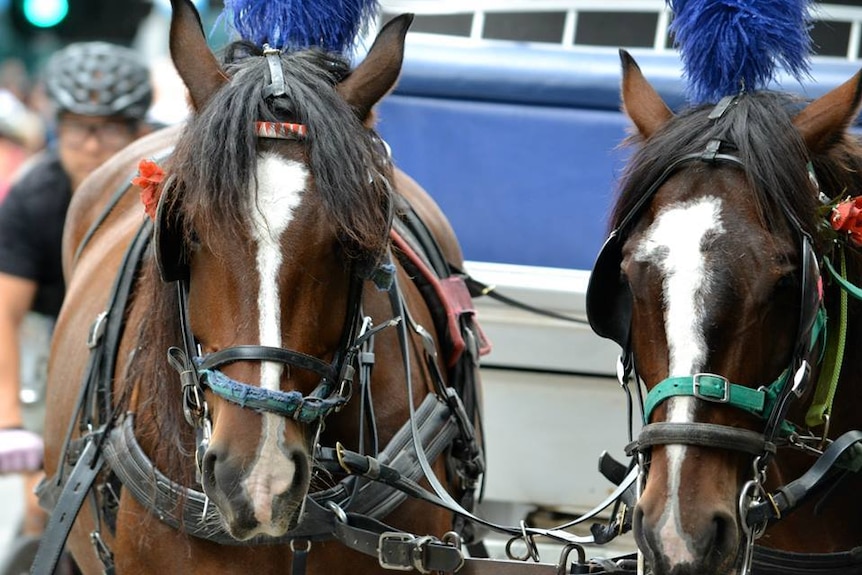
{"left": 774, "top": 272, "right": 795, "bottom": 291}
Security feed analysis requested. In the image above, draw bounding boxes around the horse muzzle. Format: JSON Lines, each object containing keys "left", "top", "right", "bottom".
{"left": 200, "top": 441, "right": 310, "bottom": 540}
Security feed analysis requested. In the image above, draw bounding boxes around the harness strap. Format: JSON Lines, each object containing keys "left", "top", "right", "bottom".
{"left": 262, "top": 45, "right": 286, "bottom": 99}
{"left": 332, "top": 514, "right": 465, "bottom": 573}
{"left": 366, "top": 280, "right": 637, "bottom": 545}
{"left": 98, "top": 393, "right": 460, "bottom": 545}
{"left": 746, "top": 429, "right": 862, "bottom": 527}
{"left": 35, "top": 220, "right": 153, "bottom": 575}
{"left": 460, "top": 270, "right": 589, "bottom": 325}
{"left": 824, "top": 253, "right": 862, "bottom": 300}
{"left": 751, "top": 545, "right": 862, "bottom": 575}
{"left": 329, "top": 434, "right": 639, "bottom": 546}
{"left": 808, "top": 250, "right": 856, "bottom": 427}
{"left": 199, "top": 345, "right": 337, "bottom": 380}
{"left": 643, "top": 374, "right": 770, "bottom": 422}
{"left": 32, "top": 433, "right": 107, "bottom": 575}
{"left": 626, "top": 422, "right": 777, "bottom": 456}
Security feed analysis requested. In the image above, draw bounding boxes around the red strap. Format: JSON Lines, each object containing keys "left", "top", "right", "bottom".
{"left": 391, "top": 230, "right": 491, "bottom": 367}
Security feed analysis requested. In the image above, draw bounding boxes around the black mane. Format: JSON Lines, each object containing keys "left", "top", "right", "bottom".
{"left": 613, "top": 91, "right": 862, "bottom": 249}
{"left": 168, "top": 41, "right": 392, "bottom": 262}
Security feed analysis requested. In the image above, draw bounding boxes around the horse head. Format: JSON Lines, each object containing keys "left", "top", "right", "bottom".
{"left": 588, "top": 51, "right": 862, "bottom": 574}
{"left": 158, "top": 0, "right": 410, "bottom": 539}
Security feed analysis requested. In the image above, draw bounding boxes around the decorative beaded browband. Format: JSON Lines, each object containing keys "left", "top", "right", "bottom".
{"left": 254, "top": 121, "right": 307, "bottom": 140}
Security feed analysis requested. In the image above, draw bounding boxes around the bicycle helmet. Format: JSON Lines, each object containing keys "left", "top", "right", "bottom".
{"left": 44, "top": 42, "right": 152, "bottom": 120}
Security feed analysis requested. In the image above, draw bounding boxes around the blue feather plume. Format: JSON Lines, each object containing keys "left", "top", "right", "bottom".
{"left": 222, "top": 0, "right": 380, "bottom": 52}
{"left": 667, "top": 0, "right": 813, "bottom": 104}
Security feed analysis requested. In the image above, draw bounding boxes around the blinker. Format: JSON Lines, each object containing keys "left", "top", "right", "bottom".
{"left": 586, "top": 231, "right": 631, "bottom": 348}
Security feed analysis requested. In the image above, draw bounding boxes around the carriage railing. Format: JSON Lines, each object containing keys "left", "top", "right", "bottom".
{"left": 378, "top": 1, "right": 862, "bottom": 61}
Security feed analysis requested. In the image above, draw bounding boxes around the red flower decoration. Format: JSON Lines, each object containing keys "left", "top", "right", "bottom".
{"left": 131, "top": 158, "right": 165, "bottom": 221}
{"left": 831, "top": 196, "right": 862, "bottom": 246}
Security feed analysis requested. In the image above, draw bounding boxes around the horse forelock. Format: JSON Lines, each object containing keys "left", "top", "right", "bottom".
{"left": 615, "top": 91, "right": 822, "bottom": 247}
{"left": 168, "top": 42, "right": 392, "bottom": 266}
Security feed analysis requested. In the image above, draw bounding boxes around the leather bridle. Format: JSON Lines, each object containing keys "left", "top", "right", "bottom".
{"left": 585, "top": 97, "right": 831, "bottom": 573}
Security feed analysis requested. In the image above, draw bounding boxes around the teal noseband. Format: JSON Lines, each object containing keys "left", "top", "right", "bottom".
{"left": 643, "top": 307, "right": 826, "bottom": 437}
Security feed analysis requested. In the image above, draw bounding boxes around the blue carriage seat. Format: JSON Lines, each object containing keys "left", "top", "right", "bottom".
{"left": 375, "top": 36, "right": 862, "bottom": 270}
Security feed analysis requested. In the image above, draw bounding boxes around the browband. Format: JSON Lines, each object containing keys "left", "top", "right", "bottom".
{"left": 255, "top": 121, "right": 307, "bottom": 140}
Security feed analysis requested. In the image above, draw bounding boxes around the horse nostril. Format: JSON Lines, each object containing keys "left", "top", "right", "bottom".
{"left": 707, "top": 511, "right": 738, "bottom": 560}
{"left": 632, "top": 505, "right": 656, "bottom": 561}
{"left": 201, "top": 448, "right": 220, "bottom": 491}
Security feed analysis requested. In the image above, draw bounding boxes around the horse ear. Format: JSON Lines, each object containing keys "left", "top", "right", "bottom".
{"left": 337, "top": 13, "right": 414, "bottom": 122}
{"left": 620, "top": 49, "right": 673, "bottom": 139}
{"left": 793, "top": 70, "right": 862, "bottom": 154}
{"left": 169, "top": 0, "right": 227, "bottom": 110}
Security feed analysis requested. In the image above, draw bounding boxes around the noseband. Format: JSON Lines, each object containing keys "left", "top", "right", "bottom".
{"left": 167, "top": 270, "right": 368, "bottom": 428}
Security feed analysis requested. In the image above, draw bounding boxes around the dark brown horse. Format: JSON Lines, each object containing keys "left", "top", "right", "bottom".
{"left": 41, "top": 1, "right": 484, "bottom": 573}
{"left": 587, "top": 52, "right": 862, "bottom": 574}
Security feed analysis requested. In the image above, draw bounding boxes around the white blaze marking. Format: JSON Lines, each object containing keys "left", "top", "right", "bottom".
{"left": 633, "top": 196, "right": 724, "bottom": 566}
{"left": 242, "top": 153, "right": 307, "bottom": 529}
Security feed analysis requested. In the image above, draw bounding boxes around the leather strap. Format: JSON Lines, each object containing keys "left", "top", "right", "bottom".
{"left": 262, "top": 45, "right": 286, "bottom": 99}
{"left": 198, "top": 345, "right": 336, "bottom": 381}
{"left": 36, "top": 222, "right": 153, "bottom": 574}
{"left": 747, "top": 430, "right": 862, "bottom": 527}
{"left": 100, "top": 393, "right": 460, "bottom": 544}
{"left": 331, "top": 514, "right": 464, "bottom": 573}
{"left": 460, "top": 271, "right": 589, "bottom": 325}
{"left": 751, "top": 545, "right": 862, "bottom": 575}
{"left": 458, "top": 558, "right": 559, "bottom": 574}
{"left": 644, "top": 373, "right": 770, "bottom": 422}
{"left": 628, "top": 422, "right": 776, "bottom": 456}
{"left": 31, "top": 434, "right": 106, "bottom": 574}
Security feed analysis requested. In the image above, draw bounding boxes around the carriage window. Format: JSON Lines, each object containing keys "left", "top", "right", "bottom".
{"left": 483, "top": 12, "right": 566, "bottom": 44}
{"left": 811, "top": 20, "right": 852, "bottom": 58}
{"left": 575, "top": 11, "right": 659, "bottom": 48}
{"left": 398, "top": 13, "right": 473, "bottom": 37}
{"left": 379, "top": 1, "right": 862, "bottom": 59}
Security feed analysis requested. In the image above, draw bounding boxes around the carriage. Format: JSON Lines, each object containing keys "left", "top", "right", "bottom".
{"left": 11, "top": 0, "right": 862, "bottom": 574}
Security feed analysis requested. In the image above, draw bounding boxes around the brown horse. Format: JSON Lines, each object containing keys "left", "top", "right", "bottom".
{"left": 587, "top": 52, "right": 862, "bottom": 575}
{"left": 40, "top": 1, "right": 484, "bottom": 573}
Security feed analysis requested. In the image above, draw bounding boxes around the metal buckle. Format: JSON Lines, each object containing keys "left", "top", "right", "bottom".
{"left": 87, "top": 311, "right": 108, "bottom": 349}
{"left": 692, "top": 373, "right": 730, "bottom": 403}
{"left": 791, "top": 360, "right": 810, "bottom": 397}
{"left": 378, "top": 532, "right": 415, "bottom": 572}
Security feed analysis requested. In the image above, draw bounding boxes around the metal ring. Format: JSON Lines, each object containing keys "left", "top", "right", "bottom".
{"left": 289, "top": 539, "right": 311, "bottom": 553}
{"left": 738, "top": 480, "right": 767, "bottom": 539}
{"left": 326, "top": 501, "right": 348, "bottom": 524}
{"left": 505, "top": 521, "right": 540, "bottom": 562}
{"left": 441, "top": 531, "right": 462, "bottom": 550}
{"left": 556, "top": 543, "right": 586, "bottom": 575}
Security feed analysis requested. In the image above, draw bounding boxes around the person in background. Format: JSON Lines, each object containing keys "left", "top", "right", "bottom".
{"left": 0, "top": 89, "right": 44, "bottom": 203}
{"left": 0, "top": 41, "right": 153, "bottom": 538}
